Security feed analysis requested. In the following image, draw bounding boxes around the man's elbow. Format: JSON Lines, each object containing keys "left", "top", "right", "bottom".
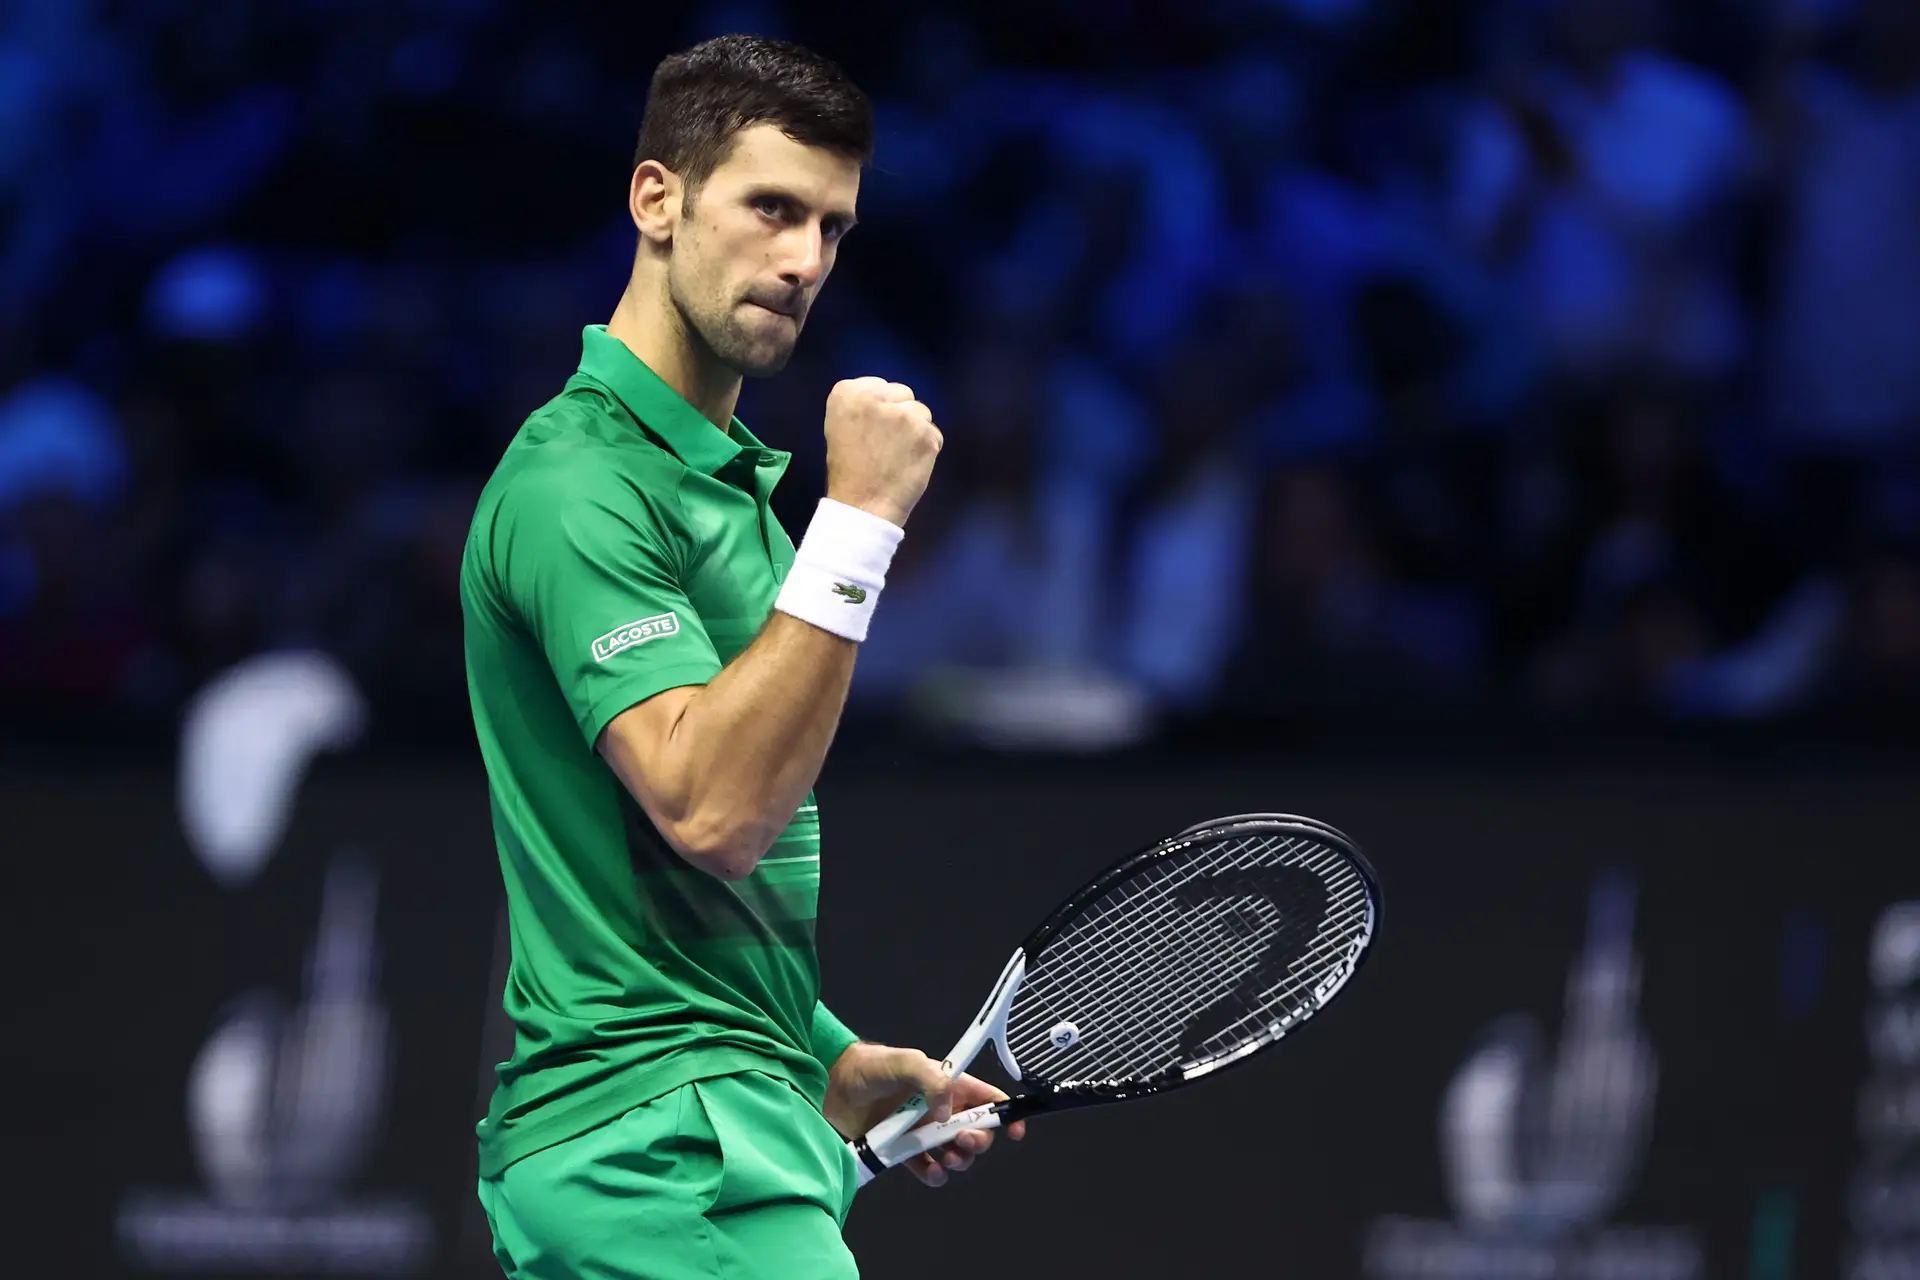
{"left": 666, "top": 813, "right": 773, "bottom": 882}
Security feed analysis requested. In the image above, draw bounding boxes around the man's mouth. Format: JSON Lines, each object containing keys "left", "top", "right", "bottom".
{"left": 749, "top": 296, "right": 803, "bottom": 320}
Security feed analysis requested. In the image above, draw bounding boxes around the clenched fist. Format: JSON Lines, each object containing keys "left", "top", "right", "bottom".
{"left": 822, "top": 378, "right": 942, "bottom": 529}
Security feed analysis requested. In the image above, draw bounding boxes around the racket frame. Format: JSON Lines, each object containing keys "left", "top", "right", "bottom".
{"left": 850, "top": 815, "right": 1380, "bottom": 1183}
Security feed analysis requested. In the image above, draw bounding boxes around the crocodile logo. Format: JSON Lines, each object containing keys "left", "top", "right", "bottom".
{"left": 832, "top": 583, "right": 867, "bottom": 605}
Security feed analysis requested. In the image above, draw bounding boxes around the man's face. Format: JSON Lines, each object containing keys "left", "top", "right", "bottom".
{"left": 668, "top": 123, "right": 861, "bottom": 378}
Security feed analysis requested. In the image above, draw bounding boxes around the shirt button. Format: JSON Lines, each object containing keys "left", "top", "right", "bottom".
{"left": 756, "top": 453, "right": 780, "bottom": 467}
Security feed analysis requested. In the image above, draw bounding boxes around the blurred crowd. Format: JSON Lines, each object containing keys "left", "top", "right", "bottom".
{"left": 4, "top": 0, "right": 1920, "bottom": 744}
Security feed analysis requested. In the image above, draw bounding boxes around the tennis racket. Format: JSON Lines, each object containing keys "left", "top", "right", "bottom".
{"left": 849, "top": 812, "right": 1381, "bottom": 1185}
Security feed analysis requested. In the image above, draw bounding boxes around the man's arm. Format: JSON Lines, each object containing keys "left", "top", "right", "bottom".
{"left": 600, "top": 376, "right": 941, "bottom": 881}
{"left": 599, "top": 613, "right": 852, "bottom": 879}
{"left": 810, "top": 1001, "right": 861, "bottom": 1074}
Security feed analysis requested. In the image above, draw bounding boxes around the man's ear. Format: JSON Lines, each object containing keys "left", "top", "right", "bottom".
{"left": 631, "top": 160, "right": 681, "bottom": 248}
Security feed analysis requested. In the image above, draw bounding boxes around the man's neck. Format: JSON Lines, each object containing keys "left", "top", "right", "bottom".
{"left": 606, "top": 279, "right": 742, "bottom": 433}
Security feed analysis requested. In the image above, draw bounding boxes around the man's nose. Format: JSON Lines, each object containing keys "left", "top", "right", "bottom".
{"left": 778, "top": 225, "right": 826, "bottom": 288}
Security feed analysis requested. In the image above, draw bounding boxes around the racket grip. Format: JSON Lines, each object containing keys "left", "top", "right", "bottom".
{"left": 850, "top": 1103, "right": 1005, "bottom": 1187}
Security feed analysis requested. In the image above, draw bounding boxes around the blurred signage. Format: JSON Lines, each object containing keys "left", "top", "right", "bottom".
{"left": 1846, "top": 902, "right": 1920, "bottom": 1278}
{"left": 114, "top": 654, "right": 432, "bottom": 1273}
{"left": 1363, "top": 873, "right": 1704, "bottom": 1279}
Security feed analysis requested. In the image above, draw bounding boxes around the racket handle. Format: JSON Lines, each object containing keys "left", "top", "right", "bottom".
{"left": 850, "top": 1103, "right": 1005, "bottom": 1187}
{"left": 857, "top": 951, "right": 1019, "bottom": 1155}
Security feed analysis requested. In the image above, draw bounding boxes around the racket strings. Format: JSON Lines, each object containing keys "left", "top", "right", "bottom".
{"left": 1007, "top": 831, "right": 1372, "bottom": 1087}
{"left": 1016, "top": 888, "right": 1276, "bottom": 1081}
{"left": 1022, "top": 853, "right": 1360, "bottom": 1079}
{"left": 1016, "top": 854, "right": 1365, "bottom": 1083}
{"left": 1022, "top": 859, "right": 1311, "bottom": 1069}
{"left": 1012, "top": 839, "right": 1305, "bottom": 1081}
{"left": 1026, "top": 837, "right": 1343, "bottom": 1056}
{"left": 1011, "top": 858, "right": 1273, "bottom": 1082}
{"left": 1176, "top": 879, "right": 1371, "bottom": 1067}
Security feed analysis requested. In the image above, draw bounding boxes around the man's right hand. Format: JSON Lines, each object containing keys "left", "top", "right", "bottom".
{"left": 822, "top": 377, "right": 943, "bottom": 529}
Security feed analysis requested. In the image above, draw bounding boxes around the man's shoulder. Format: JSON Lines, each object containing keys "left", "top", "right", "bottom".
{"left": 463, "top": 392, "right": 696, "bottom": 596}
{"left": 480, "top": 390, "right": 687, "bottom": 516}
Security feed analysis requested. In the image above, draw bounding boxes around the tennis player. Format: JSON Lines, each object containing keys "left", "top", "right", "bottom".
{"left": 460, "top": 33, "right": 1022, "bottom": 1280}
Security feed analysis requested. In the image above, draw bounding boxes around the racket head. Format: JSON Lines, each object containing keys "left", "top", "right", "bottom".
{"left": 1001, "top": 816, "right": 1380, "bottom": 1109}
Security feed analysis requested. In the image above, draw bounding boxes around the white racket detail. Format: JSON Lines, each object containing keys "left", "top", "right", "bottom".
{"left": 853, "top": 948, "right": 1027, "bottom": 1184}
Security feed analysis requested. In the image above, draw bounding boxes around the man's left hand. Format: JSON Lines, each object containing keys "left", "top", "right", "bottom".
{"left": 822, "top": 1042, "right": 1028, "bottom": 1187}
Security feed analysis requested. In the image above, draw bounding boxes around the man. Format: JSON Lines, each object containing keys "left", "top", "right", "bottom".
{"left": 460, "top": 34, "right": 1022, "bottom": 1280}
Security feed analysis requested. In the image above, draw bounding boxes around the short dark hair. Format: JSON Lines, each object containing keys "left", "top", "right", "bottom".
{"left": 633, "top": 35, "right": 873, "bottom": 195}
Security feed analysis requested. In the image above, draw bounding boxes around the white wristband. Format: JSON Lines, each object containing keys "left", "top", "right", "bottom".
{"left": 775, "top": 498, "right": 904, "bottom": 642}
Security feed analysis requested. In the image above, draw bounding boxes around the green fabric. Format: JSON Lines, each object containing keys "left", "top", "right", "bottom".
{"left": 808, "top": 1003, "right": 859, "bottom": 1075}
{"left": 478, "top": 1070, "right": 861, "bottom": 1279}
{"left": 463, "top": 325, "right": 852, "bottom": 1179}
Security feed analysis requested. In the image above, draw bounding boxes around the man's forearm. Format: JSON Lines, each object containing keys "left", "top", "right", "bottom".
{"left": 636, "top": 613, "right": 855, "bottom": 876}
{"left": 600, "top": 477, "right": 923, "bottom": 880}
{"left": 811, "top": 1001, "right": 860, "bottom": 1073}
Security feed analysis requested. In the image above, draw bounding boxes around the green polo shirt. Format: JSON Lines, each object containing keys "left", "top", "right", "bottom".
{"left": 462, "top": 324, "right": 858, "bottom": 1178}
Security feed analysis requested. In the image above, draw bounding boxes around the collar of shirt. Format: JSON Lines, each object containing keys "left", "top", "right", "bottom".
{"left": 572, "top": 324, "right": 789, "bottom": 487}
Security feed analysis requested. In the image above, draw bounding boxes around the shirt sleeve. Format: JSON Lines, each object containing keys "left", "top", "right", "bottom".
{"left": 496, "top": 465, "right": 724, "bottom": 746}
{"left": 810, "top": 1001, "right": 860, "bottom": 1072}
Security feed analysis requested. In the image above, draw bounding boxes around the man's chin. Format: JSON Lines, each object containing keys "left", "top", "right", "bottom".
{"left": 723, "top": 333, "right": 799, "bottom": 378}
{"left": 731, "top": 345, "right": 795, "bottom": 378}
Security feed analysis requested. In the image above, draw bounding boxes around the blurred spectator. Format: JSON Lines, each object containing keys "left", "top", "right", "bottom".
{"left": 1763, "top": 0, "right": 1920, "bottom": 458}
{"left": 0, "top": 0, "right": 1915, "bottom": 742}
{"left": 1115, "top": 283, "right": 1293, "bottom": 706}
{"left": 1222, "top": 461, "right": 1483, "bottom": 715}
{"left": 0, "top": 376, "right": 143, "bottom": 705}
{"left": 1525, "top": 379, "right": 1803, "bottom": 712}
{"left": 1451, "top": 0, "right": 1754, "bottom": 385}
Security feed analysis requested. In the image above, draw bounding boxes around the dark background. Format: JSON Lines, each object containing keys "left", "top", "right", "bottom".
{"left": 9, "top": 748, "right": 1913, "bottom": 1276}
{"left": 5, "top": 0, "right": 1920, "bottom": 1275}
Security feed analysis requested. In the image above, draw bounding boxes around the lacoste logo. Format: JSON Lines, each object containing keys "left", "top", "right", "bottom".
{"left": 831, "top": 583, "right": 867, "bottom": 605}
{"left": 592, "top": 612, "right": 680, "bottom": 662}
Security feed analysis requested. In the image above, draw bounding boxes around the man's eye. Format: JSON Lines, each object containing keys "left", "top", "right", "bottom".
{"left": 753, "top": 197, "right": 784, "bottom": 218}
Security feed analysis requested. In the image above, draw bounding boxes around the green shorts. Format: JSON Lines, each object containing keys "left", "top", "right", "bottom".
{"left": 477, "top": 1070, "right": 861, "bottom": 1280}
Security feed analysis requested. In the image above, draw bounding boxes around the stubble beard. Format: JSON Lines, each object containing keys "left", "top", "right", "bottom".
{"left": 668, "top": 256, "right": 800, "bottom": 380}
